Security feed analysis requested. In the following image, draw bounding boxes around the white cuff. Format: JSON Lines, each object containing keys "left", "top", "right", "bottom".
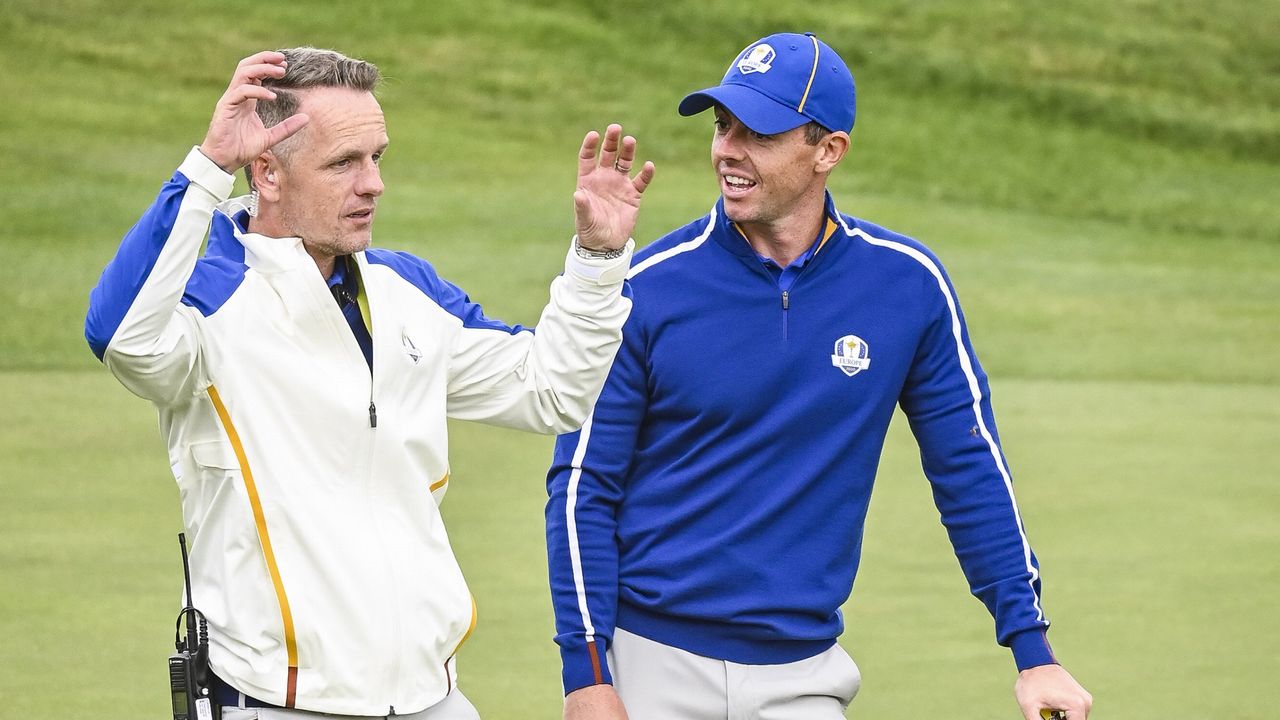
{"left": 564, "top": 237, "right": 635, "bottom": 286}
{"left": 179, "top": 146, "right": 236, "bottom": 201}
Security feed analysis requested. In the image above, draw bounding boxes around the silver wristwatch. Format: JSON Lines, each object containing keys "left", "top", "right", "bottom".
{"left": 574, "top": 237, "right": 628, "bottom": 260}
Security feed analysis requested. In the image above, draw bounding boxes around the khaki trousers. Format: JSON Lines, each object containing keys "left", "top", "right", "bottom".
{"left": 220, "top": 688, "right": 480, "bottom": 720}
{"left": 609, "top": 627, "right": 861, "bottom": 720}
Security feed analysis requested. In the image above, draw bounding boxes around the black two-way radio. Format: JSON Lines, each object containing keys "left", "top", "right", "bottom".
{"left": 169, "top": 533, "right": 219, "bottom": 720}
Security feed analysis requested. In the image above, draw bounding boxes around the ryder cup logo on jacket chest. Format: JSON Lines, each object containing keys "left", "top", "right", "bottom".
{"left": 831, "top": 335, "right": 871, "bottom": 377}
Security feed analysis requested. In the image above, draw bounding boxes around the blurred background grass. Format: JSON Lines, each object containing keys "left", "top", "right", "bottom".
{"left": 1, "top": 0, "right": 1277, "bottom": 717}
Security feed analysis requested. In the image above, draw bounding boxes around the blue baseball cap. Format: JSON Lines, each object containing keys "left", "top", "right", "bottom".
{"left": 678, "top": 32, "right": 855, "bottom": 135}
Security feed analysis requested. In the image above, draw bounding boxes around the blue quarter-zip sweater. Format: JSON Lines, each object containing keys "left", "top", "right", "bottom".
{"left": 545, "top": 194, "right": 1055, "bottom": 694}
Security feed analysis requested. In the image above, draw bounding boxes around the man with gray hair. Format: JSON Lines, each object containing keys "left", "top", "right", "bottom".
{"left": 86, "top": 48, "right": 654, "bottom": 718}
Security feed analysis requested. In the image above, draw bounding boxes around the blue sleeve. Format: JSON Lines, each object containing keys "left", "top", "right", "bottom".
{"left": 545, "top": 292, "right": 646, "bottom": 693}
{"left": 898, "top": 260, "right": 1057, "bottom": 671}
{"left": 85, "top": 170, "right": 192, "bottom": 360}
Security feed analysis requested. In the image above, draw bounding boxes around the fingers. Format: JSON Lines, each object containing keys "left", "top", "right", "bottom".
{"left": 572, "top": 189, "right": 595, "bottom": 238}
{"left": 223, "top": 52, "right": 289, "bottom": 100}
{"left": 218, "top": 54, "right": 289, "bottom": 112}
{"left": 573, "top": 189, "right": 590, "bottom": 220}
{"left": 597, "top": 123, "right": 623, "bottom": 169}
{"left": 576, "top": 125, "right": 625, "bottom": 176}
{"left": 224, "top": 83, "right": 278, "bottom": 107}
{"left": 265, "top": 113, "right": 311, "bottom": 148}
{"left": 233, "top": 51, "right": 288, "bottom": 83}
{"left": 580, "top": 124, "right": 652, "bottom": 176}
{"left": 237, "top": 50, "right": 288, "bottom": 70}
{"left": 632, "top": 161, "right": 656, "bottom": 194}
{"left": 578, "top": 130, "right": 602, "bottom": 177}
{"left": 613, "top": 135, "right": 636, "bottom": 173}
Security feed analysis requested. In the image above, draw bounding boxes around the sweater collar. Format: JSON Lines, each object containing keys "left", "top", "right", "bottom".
{"left": 710, "top": 190, "right": 842, "bottom": 259}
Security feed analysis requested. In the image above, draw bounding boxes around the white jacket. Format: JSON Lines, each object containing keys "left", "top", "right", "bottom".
{"left": 85, "top": 148, "right": 633, "bottom": 714}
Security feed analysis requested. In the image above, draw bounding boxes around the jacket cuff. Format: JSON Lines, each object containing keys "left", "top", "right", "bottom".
{"left": 180, "top": 146, "right": 236, "bottom": 201}
{"left": 1008, "top": 628, "right": 1057, "bottom": 671}
{"left": 564, "top": 238, "right": 634, "bottom": 287}
{"left": 560, "top": 636, "right": 613, "bottom": 695}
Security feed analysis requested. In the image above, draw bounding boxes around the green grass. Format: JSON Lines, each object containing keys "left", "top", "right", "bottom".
{"left": 2, "top": 0, "right": 1279, "bottom": 717}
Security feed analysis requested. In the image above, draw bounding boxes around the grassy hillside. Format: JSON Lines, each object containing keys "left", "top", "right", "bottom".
{"left": 1, "top": 1, "right": 1278, "bottom": 717}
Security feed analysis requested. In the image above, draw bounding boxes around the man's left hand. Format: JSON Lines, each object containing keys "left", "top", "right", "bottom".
{"left": 574, "top": 124, "right": 655, "bottom": 252}
{"left": 1014, "top": 664, "right": 1092, "bottom": 719}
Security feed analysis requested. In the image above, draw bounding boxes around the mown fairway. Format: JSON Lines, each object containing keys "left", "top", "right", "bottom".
{"left": 2, "top": 1, "right": 1278, "bottom": 717}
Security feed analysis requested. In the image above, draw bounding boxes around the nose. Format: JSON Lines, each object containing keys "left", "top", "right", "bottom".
{"left": 357, "top": 161, "right": 384, "bottom": 198}
{"left": 713, "top": 126, "right": 746, "bottom": 164}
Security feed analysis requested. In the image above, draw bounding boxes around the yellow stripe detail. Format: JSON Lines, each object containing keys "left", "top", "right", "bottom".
{"left": 207, "top": 386, "right": 299, "bottom": 672}
{"left": 349, "top": 256, "right": 373, "bottom": 332}
{"left": 429, "top": 471, "right": 450, "bottom": 493}
{"left": 796, "top": 35, "right": 822, "bottom": 114}
{"left": 815, "top": 217, "right": 839, "bottom": 254}
{"left": 450, "top": 594, "right": 479, "bottom": 657}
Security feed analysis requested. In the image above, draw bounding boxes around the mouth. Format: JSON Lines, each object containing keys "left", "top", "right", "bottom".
{"left": 346, "top": 208, "right": 376, "bottom": 224}
{"left": 721, "top": 173, "right": 757, "bottom": 197}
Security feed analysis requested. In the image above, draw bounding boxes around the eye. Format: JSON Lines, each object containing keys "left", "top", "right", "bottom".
{"left": 751, "top": 130, "right": 773, "bottom": 141}
{"left": 372, "top": 152, "right": 384, "bottom": 164}
{"left": 332, "top": 158, "right": 352, "bottom": 169}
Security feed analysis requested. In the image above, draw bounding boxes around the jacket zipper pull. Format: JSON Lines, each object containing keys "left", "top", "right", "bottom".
{"left": 782, "top": 290, "right": 790, "bottom": 310}
{"left": 369, "top": 400, "right": 378, "bottom": 428}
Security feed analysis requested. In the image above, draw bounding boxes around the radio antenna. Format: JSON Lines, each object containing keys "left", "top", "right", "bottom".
{"left": 177, "top": 533, "right": 198, "bottom": 653}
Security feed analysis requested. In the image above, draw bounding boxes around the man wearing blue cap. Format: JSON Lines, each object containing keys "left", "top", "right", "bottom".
{"left": 545, "top": 33, "right": 1092, "bottom": 719}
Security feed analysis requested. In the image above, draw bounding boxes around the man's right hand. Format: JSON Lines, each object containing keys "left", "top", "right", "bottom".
{"left": 564, "top": 684, "right": 629, "bottom": 720}
{"left": 198, "top": 51, "right": 310, "bottom": 174}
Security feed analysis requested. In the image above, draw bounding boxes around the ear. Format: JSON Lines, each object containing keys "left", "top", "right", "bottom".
{"left": 251, "top": 151, "right": 283, "bottom": 202}
{"left": 814, "top": 131, "right": 850, "bottom": 174}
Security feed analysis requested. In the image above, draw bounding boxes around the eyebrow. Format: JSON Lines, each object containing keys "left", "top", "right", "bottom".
{"left": 325, "top": 142, "right": 389, "bottom": 165}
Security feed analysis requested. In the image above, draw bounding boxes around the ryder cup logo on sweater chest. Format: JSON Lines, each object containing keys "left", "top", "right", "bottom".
{"left": 831, "top": 335, "right": 871, "bottom": 377}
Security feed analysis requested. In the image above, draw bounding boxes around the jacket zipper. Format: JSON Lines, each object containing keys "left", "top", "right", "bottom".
{"left": 781, "top": 290, "right": 790, "bottom": 340}
{"left": 350, "top": 259, "right": 403, "bottom": 709}
{"left": 333, "top": 278, "right": 378, "bottom": 428}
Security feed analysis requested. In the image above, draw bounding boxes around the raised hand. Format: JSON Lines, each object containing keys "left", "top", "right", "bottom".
{"left": 198, "top": 51, "right": 311, "bottom": 174}
{"left": 574, "top": 124, "right": 656, "bottom": 252}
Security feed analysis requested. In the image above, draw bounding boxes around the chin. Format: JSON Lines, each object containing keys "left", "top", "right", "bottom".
{"left": 340, "top": 233, "right": 374, "bottom": 255}
{"left": 720, "top": 200, "right": 757, "bottom": 225}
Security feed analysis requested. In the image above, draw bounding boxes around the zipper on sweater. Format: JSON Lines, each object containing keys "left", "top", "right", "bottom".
{"left": 781, "top": 290, "right": 790, "bottom": 339}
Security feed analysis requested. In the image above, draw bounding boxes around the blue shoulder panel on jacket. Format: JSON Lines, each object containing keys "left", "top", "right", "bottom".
{"left": 86, "top": 170, "right": 191, "bottom": 360}
{"left": 365, "top": 248, "right": 526, "bottom": 335}
{"left": 180, "top": 256, "right": 248, "bottom": 318}
{"left": 207, "top": 208, "right": 248, "bottom": 263}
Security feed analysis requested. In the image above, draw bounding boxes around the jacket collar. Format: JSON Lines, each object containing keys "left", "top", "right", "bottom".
{"left": 210, "top": 196, "right": 324, "bottom": 273}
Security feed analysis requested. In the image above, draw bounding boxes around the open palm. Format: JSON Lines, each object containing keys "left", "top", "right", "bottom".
{"left": 574, "top": 124, "right": 655, "bottom": 251}
{"left": 199, "top": 51, "right": 310, "bottom": 174}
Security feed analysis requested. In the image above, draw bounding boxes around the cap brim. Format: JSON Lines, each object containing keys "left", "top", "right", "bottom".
{"left": 678, "top": 84, "right": 810, "bottom": 136}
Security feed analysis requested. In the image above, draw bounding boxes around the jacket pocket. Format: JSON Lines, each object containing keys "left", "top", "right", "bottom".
{"left": 191, "top": 440, "right": 240, "bottom": 471}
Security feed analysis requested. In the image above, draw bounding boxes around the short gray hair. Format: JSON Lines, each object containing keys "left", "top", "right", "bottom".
{"left": 245, "top": 47, "right": 381, "bottom": 188}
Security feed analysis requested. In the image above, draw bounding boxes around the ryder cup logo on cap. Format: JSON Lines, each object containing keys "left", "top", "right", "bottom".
{"left": 737, "top": 44, "right": 776, "bottom": 74}
{"left": 678, "top": 32, "right": 856, "bottom": 135}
